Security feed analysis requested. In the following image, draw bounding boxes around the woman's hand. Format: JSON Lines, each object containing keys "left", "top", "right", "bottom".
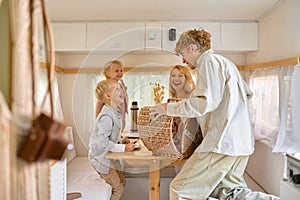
{"left": 149, "top": 103, "right": 167, "bottom": 121}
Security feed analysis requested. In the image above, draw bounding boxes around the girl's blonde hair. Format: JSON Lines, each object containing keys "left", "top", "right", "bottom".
{"left": 103, "top": 60, "right": 123, "bottom": 79}
{"left": 95, "top": 79, "right": 118, "bottom": 103}
{"left": 169, "top": 65, "right": 196, "bottom": 98}
{"left": 175, "top": 28, "right": 211, "bottom": 55}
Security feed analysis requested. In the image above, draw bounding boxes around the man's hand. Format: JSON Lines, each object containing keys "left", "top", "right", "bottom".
{"left": 122, "top": 137, "right": 130, "bottom": 144}
{"left": 125, "top": 142, "right": 136, "bottom": 152}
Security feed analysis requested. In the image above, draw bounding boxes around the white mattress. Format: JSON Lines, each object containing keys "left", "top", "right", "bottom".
{"left": 67, "top": 157, "right": 112, "bottom": 200}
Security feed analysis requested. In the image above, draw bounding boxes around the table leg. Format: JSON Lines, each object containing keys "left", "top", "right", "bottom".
{"left": 149, "top": 159, "right": 160, "bottom": 200}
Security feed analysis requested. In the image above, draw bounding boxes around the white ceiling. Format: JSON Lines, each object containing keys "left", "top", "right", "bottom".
{"left": 45, "top": 0, "right": 284, "bottom": 22}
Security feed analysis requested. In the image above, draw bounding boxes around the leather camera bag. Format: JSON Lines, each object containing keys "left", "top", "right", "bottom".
{"left": 18, "top": 113, "right": 69, "bottom": 162}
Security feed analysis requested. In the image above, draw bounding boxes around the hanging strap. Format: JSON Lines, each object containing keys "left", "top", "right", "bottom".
{"left": 31, "top": 0, "right": 55, "bottom": 118}
{"left": 41, "top": 0, "right": 55, "bottom": 118}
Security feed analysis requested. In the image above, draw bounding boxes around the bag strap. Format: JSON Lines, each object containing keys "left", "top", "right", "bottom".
{"left": 41, "top": 0, "right": 55, "bottom": 118}
{"left": 31, "top": 0, "right": 55, "bottom": 118}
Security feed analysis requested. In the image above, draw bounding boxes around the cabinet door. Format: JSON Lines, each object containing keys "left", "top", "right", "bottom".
{"left": 86, "top": 22, "right": 145, "bottom": 52}
{"left": 145, "top": 23, "right": 162, "bottom": 51}
{"left": 51, "top": 23, "right": 86, "bottom": 51}
{"left": 221, "top": 23, "right": 258, "bottom": 51}
{"left": 162, "top": 22, "right": 221, "bottom": 53}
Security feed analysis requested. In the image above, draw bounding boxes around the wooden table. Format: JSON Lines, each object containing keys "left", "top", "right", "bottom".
{"left": 106, "top": 144, "right": 175, "bottom": 200}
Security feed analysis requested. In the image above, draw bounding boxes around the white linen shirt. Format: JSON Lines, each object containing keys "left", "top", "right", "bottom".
{"left": 167, "top": 50, "right": 254, "bottom": 156}
{"left": 88, "top": 105, "right": 125, "bottom": 174}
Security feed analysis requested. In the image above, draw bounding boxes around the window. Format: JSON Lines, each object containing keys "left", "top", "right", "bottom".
{"left": 124, "top": 71, "right": 170, "bottom": 108}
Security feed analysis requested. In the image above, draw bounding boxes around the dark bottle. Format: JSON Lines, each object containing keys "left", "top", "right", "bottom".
{"left": 130, "top": 101, "right": 139, "bottom": 132}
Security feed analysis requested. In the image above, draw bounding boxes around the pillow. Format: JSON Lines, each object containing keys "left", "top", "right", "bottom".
{"left": 63, "top": 126, "right": 77, "bottom": 164}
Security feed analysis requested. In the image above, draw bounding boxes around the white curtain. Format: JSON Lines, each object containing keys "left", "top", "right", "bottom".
{"left": 242, "top": 64, "right": 300, "bottom": 154}
{"left": 0, "top": 92, "right": 11, "bottom": 200}
{"left": 273, "top": 64, "right": 300, "bottom": 154}
{"left": 244, "top": 68, "right": 281, "bottom": 146}
{"left": 10, "top": 0, "right": 51, "bottom": 198}
{"left": 72, "top": 70, "right": 170, "bottom": 149}
{"left": 73, "top": 73, "right": 100, "bottom": 150}
{"left": 38, "top": 68, "right": 64, "bottom": 121}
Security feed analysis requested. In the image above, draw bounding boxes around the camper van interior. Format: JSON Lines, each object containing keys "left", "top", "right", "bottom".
{"left": 1, "top": 0, "right": 300, "bottom": 199}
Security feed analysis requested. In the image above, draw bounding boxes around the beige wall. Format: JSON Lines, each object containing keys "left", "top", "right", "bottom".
{"left": 246, "top": 0, "right": 300, "bottom": 64}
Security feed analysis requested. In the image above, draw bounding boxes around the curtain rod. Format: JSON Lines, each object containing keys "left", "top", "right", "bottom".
{"left": 237, "top": 57, "right": 300, "bottom": 71}
{"left": 40, "top": 56, "right": 300, "bottom": 74}
{"left": 62, "top": 66, "right": 174, "bottom": 74}
{"left": 39, "top": 62, "right": 64, "bottom": 73}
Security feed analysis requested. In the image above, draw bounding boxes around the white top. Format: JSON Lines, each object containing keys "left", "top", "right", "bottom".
{"left": 167, "top": 50, "right": 254, "bottom": 156}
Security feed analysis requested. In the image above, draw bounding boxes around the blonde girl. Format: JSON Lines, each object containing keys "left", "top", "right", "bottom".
{"left": 95, "top": 60, "right": 128, "bottom": 131}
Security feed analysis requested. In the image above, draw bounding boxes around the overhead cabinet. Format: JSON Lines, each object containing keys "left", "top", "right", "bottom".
{"left": 51, "top": 21, "right": 258, "bottom": 52}
{"left": 220, "top": 23, "right": 258, "bottom": 51}
{"left": 51, "top": 22, "right": 86, "bottom": 51}
{"left": 145, "top": 23, "right": 162, "bottom": 51}
{"left": 86, "top": 22, "right": 145, "bottom": 52}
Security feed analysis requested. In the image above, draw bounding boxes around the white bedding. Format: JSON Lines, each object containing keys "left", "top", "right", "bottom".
{"left": 67, "top": 157, "right": 112, "bottom": 200}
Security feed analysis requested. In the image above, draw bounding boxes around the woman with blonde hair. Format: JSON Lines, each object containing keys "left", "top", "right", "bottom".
{"left": 168, "top": 65, "right": 202, "bottom": 173}
{"left": 169, "top": 65, "right": 196, "bottom": 99}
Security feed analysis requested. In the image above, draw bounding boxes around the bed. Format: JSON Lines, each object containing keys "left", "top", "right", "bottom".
{"left": 65, "top": 127, "right": 112, "bottom": 200}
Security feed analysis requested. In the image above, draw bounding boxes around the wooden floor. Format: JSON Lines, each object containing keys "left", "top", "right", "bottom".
{"left": 244, "top": 172, "right": 266, "bottom": 193}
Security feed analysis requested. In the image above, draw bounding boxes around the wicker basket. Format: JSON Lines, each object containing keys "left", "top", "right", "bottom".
{"left": 137, "top": 106, "right": 203, "bottom": 160}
